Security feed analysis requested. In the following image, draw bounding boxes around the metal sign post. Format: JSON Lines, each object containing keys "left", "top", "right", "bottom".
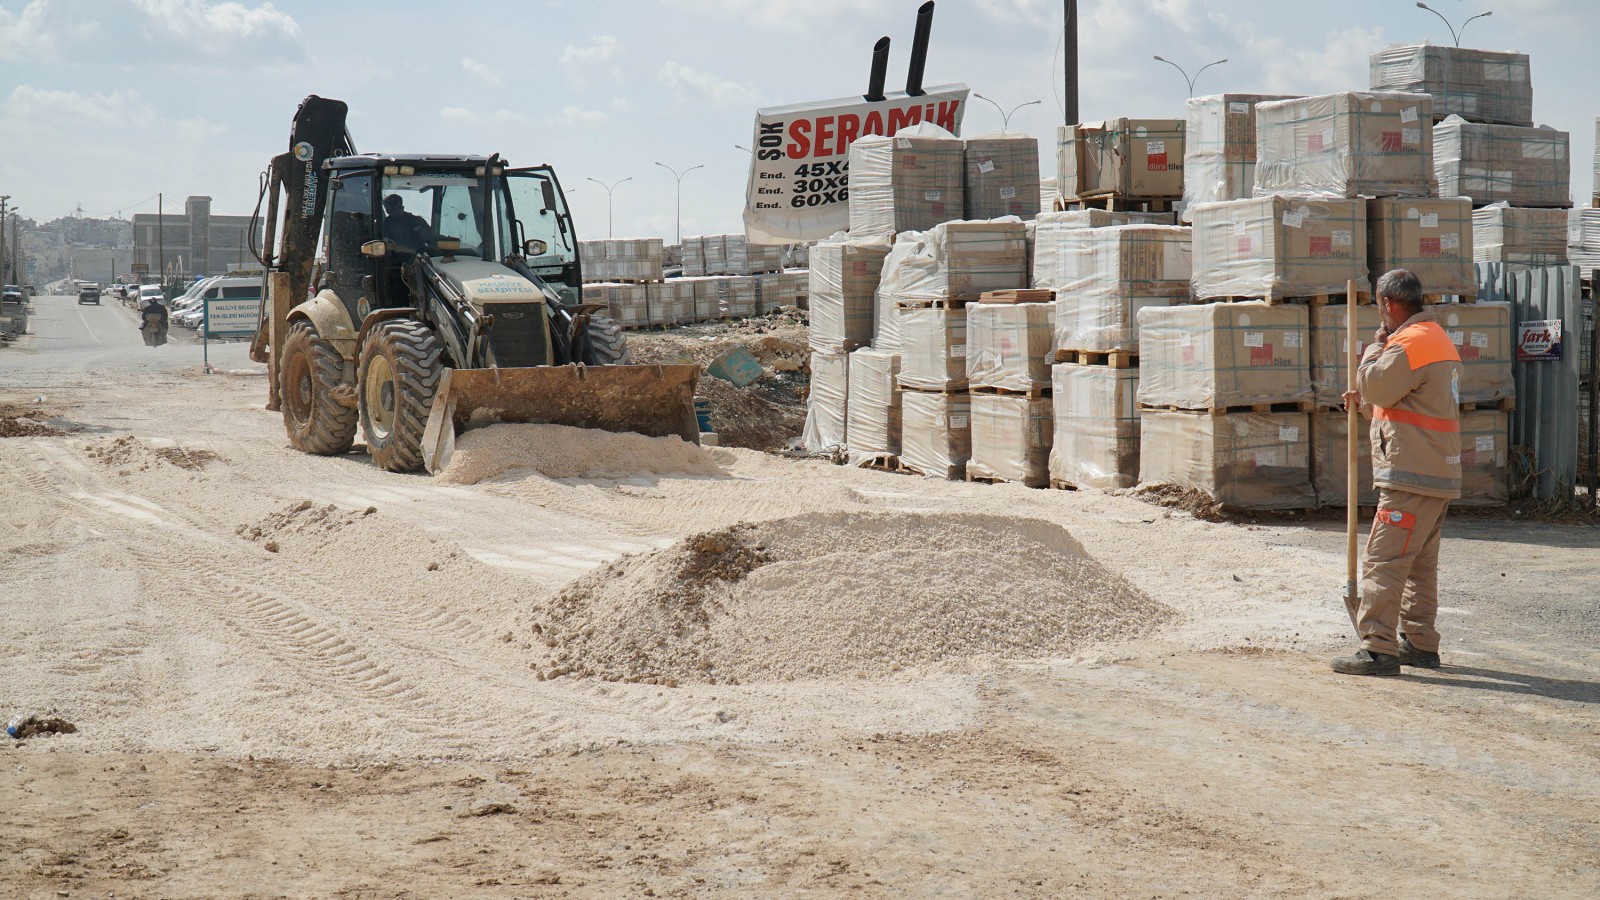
{"left": 203, "top": 295, "right": 263, "bottom": 374}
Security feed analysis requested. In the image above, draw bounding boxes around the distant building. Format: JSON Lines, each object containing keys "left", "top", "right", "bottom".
{"left": 132, "top": 196, "right": 255, "bottom": 280}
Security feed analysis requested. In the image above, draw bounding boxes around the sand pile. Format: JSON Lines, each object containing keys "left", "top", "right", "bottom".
{"left": 528, "top": 512, "right": 1175, "bottom": 685}
{"left": 0, "top": 404, "right": 67, "bottom": 438}
{"left": 237, "top": 500, "right": 376, "bottom": 547}
{"left": 88, "top": 436, "right": 220, "bottom": 470}
{"left": 438, "top": 423, "right": 726, "bottom": 485}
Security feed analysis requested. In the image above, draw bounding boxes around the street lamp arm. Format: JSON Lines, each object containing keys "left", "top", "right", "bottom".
{"left": 1193, "top": 58, "right": 1228, "bottom": 88}
{"left": 1415, "top": 2, "right": 1461, "bottom": 46}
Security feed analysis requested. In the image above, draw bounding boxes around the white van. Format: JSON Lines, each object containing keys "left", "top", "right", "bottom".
{"left": 175, "top": 276, "right": 262, "bottom": 330}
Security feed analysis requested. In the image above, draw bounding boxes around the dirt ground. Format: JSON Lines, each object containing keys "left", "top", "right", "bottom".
{"left": 3, "top": 295, "right": 1599, "bottom": 898}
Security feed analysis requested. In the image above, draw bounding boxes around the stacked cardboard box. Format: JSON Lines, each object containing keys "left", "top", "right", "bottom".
{"left": 1438, "top": 301, "right": 1515, "bottom": 404}
{"left": 754, "top": 271, "right": 806, "bottom": 313}
{"left": 687, "top": 277, "right": 722, "bottom": 321}
{"left": 1138, "top": 302, "right": 1312, "bottom": 409}
{"left": 1031, "top": 209, "right": 1175, "bottom": 289}
{"left": 846, "top": 348, "right": 902, "bottom": 466}
{"left": 1254, "top": 92, "right": 1437, "bottom": 199}
{"left": 1190, "top": 197, "right": 1368, "bottom": 301}
{"left": 1569, "top": 209, "right": 1600, "bottom": 270}
{"left": 848, "top": 127, "right": 965, "bottom": 236}
{"left": 1140, "top": 410, "right": 1316, "bottom": 510}
{"left": 1369, "top": 44, "right": 1534, "bottom": 127}
{"left": 900, "top": 390, "right": 971, "bottom": 479}
{"left": 1310, "top": 304, "right": 1382, "bottom": 408}
{"left": 1051, "top": 224, "right": 1191, "bottom": 354}
{"left": 802, "top": 351, "right": 849, "bottom": 452}
{"left": 1367, "top": 197, "right": 1475, "bottom": 296}
{"left": 582, "top": 283, "right": 650, "bottom": 328}
{"left": 1474, "top": 206, "right": 1569, "bottom": 270}
{"left": 580, "top": 238, "right": 666, "bottom": 283}
{"left": 723, "top": 234, "right": 786, "bottom": 275}
{"left": 966, "top": 302, "right": 1054, "bottom": 393}
{"left": 1459, "top": 409, "right": 1511, "bottom": 507}
{"left": 1434, "top": 117, "right": 1571, "bottom": 209}
{"left": 681, "top": 239, "right": 707, "bottom": 277}
{"left": 897, "top": 307, "right": 968, "bottom": 391}
{"left": 875, "top": 221, "right": 1029, "bottom": 352}
{"left": 1182, "top": 94, "right": 1299, "bottom": 217}
{"left": 968, "top": 392, "right": 1053, "bottom": 487}
{"left": 717, "top": 277, "right": 758, "bottom": 319}
{"left": 646, "top": 283, "right": 678, "bottom": 326}
{"left": 1049, "top": 364, "right": 1140, "bottom": 490}
{"left": 963, "top": 134, "right": 1041, "bottom": 220}
{"left": 1310, "top": 411, "right": 1377, "bottom": 508}
{"left": 1057, "top": 119, "right": 1186, "bottom": 201}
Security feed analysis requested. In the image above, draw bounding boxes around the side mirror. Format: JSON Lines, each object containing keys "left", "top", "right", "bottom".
{"left": 360, "top": 240, "right": 388, "bottom": 258}
{"left": 524, "top": 238, "right": 549, "bottom": 256}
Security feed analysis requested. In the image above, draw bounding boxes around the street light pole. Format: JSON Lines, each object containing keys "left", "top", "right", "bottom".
{"left": 0, "top": 196, "right": 9, "bottom": 285}
{"left": 1152, "top": 55, "right": 1228, "bottom": 98}
{"left": 972, "top": 93, "right": 1043, "bottom": 133}
{"left": 584, "top": 177, "right": 632, "bottom": 239}
{"left": 654, "top": 162, "right": 705, "bottom": 246}
{"left": 1415, "top": 3, "right": 1492, "bottom": 47}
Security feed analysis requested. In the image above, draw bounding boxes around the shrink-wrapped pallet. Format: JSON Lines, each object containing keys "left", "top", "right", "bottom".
{"left": 583, "top": 283, "right": 649, "bottom": 328}
{"left": 802, "top": 351, "right": 849, "bottom": 452}
{"left": 876, "top": 221, "right": 1030, "bottom": 351}
{"left": 848, "top": 124, "right": 965, "bottom": 236}
{"left": 1310, "top": 303, "right": 1382, "bottom": 408}
{"left": 1137, "top": 302, "right": 1311, "bottom": 409}
{"left": 1031, "top": 209, "right": 1175, "bottom": 289}
{"left": 1434, "top": 117, "right": 1570, "bottom": 208}
{"left": 579, "top": 240, "right": 609, "bottom": 282}
{"left": 1473, "top": 206, "right": 1568, "bottom": 269}
{"left": 1139, "top": 410, "right": 1316, "bottom": 510}
{"left": 966, "top": 302, "right": 1054, "bottom": 392}
{"left": 704, "top": 235, "right": 729, "bottom": 277}
{"left": 1182, "top": 94, "right": 1299, "bottom": 218}
{"left": 722, "top": 234, "right": 785, "bottom": 275}
{"left": 1367, "top": 197, "right": 1475, "bottom": 295}
{"left": 897, "top": 307, "right": 968, "bottom": 391}
{"left": 1369, "top": 44, "right": 1533, "bottom": 127}
{"left": 1049, "top": 363, "right": 1140, "bottom": 490}
{"left": 1052, "top": 224, "right": 1191, "bottom": 354}
{"left": 646, "top": 283, "right": 675, "bottom": 326}
{"left": 808, "top": 235, "right": 890, "bottom": 353}
{"left": 1438, "top": 301, "right": 1515, "bottom": 404}
{"left": 900, "top": 390, "right": 971, "bottom": 480}
{"left": 1190, "top": 197, "right": 1367, "bottom": 301}
{"left": 1311, "top": 410, "right": 1377, "bottom": 508}
{"left": 1058, "top": 119, "right": 1185, "bottom": 200}
{"left": 686, "top": 277, "right": 721, "bottom": 321}
{"left": 681, "top": 237, "right": 708, "bottom": 277}
{"left": 755, "top": 271, "right": 805, "bottom": 313}
{"left": 1569, "top": 208, "right": 1600, "bottom": 270}
{"left": 964, "top": 134, "right": 1041, "bottom": 220}
{"left": 671, "top": 280, "right": 697, "bottom": 322}
{"left": 968, "top": 392, "right": 1052, "bottom": 487}
{"left": 846, "top": 349, "right": 902, "bottom": 465}
{"left": 1458, "top": 409, "right": 1510, "bottom": 507}
{"left": 1255, "top": 92, "right": 1437, "bottom": 199}
{"left": 718, "top": 277, "right": 757, "bottom": 319}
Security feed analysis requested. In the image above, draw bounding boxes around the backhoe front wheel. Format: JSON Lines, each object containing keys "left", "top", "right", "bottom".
{"left": 584, "top": 314, "right": 631, "bottom": 365}
{"left": 359, "top": 319, "right": 443, "bottom": 473}
{"left": 281, "top": 321, "right": 358, "bottom": 456}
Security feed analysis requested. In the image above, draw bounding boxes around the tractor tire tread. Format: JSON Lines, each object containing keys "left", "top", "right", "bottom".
{"left": 282, "top": 321, "right": 358, "bottom": 456}
{"left": 585, "top": 315, "right": 631, "bottom": 366}
{"left": 360, "top": 319, "right": 442, "bottom": 473}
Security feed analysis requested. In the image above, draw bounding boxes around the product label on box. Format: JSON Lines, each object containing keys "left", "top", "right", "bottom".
{"left": 1243, "top": 331, "right": 1265, "bottom": 348}
{"left": 1147, "top": 140, "right": 1168, "bottom": 171}
{"left": 1333, "top": 229, "right": 1353, "bottom": 247}
{"left": 1476, "top": 435, "right": 1496, "bottom": 453}
{"left": 934, "top": 414, "right": 945, "bottom": 427}
{"left": 1284, "top": 331, "right": 1302, "bottom": 348}
{"left": 1344, "top": 338, "right": 1368, "bottom": 355}
{"left": 1442, "top": 232, "right": 1461, "bottom": 251}
{"left": 1280, "top": 426, "right": 1300, "bottom": 443}
{"left": 1229, "top": 101, "right": 1250, "bottom": 115}
{"left": 925, "top": 190, "right": 942, "bottom": 201}
{"left": 897, "top": 137, "right": 913, "bottom": 149}
{"left": 978, "top": 159, "right": 996, "bottom": 174}
{"left": 1420, "top": 237, "right": 1441, "bottom": 258}
{"left": 1256, "top": 450, "right": 1279, "bottom": 468}
{"left": 1401, "top": 106, "right": 1419, "bottom": 124}
{"left": 1309, "top": 128, "right": 1334, "bottom": 153}
{"left": 1309, "top": 236, "right": 1332, "bottom": 257}
{"left": 1233, "top": 218, "right": 1249, "bottom": 235}
{"left": 1000, "top": 186, "right": 1017, "bottom": 199}
{"left": 1237, "top": 236, "right": 1253, "bottom": 256}
{"left": 1448, "top": 330, "right": 1465, "bottom": 345}
{"left": 1250, "top": 344, "right": 1275, "bottom": 366}
{"left": 1282, "top": 211, "right": 1304, "bottom": 229}
{"left": 951, "top": 343, "right": 967, "bottom": 358}
{"left": 950, "top": 415, "right": 968, "bottom": 428}
{"left": 1382, "top": 131, "right": 1403, "bottom": 152}
{"left": 1403, "top": 127, "right": 1421, "bottom": 146}
{"left": 1420, "top": 213, "right": 1439, "bottom": 229}
{"left": 1470, "top": 331, "right": 1489, "bottom": 349}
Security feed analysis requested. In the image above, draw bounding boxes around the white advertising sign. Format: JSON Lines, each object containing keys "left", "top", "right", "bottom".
{"left": 204, "top": 297, "right": 261, "bottom": 338}
{"left": 742, "top": 84, "right": 970, "bottom": 245}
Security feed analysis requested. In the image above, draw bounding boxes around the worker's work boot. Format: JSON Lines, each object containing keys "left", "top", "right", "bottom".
{"left": 1330, "top": 648, "right": 1401, "bottom": 677}
{"left": 1396, "top": 636, "right": 1441, "bottom": 669}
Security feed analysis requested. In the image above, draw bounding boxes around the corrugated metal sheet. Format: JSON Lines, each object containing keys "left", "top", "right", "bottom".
{"left": 1475, "top": 263, "right": 1582, "bottom": 498}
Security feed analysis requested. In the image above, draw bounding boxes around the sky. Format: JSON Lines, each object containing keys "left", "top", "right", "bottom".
{"left": 0, "top": 0, "right": 1592, "bottom": 242}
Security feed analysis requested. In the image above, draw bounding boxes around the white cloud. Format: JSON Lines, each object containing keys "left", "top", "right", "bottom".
{"left": 659, "top": 0, "right": 880, "bottom": 30}
{"left": 132, "top": 0, "right": 305, "bottom": 60}
{"left": 460, "top": 57, "right": 503, "bottom": 88}
{"left": 1239, "top": 24, "right": 1387, "bottom": 95}
{"left": 560, "top": 35, "right": 620, "bottom": 88}
{"left": 557, "top": 105, "right": 609, "bottom": 128}
{"left": 438, "top": 107, "right": 525, "bottom": 128}
{"left": 0, "top": 1, "right": 54, "bottom": 60}
{"left": 973, "top": 0, "right": 1051, "bottom": 28}
{"left": 657, "top": 60, "right": 759, "bottom": 108}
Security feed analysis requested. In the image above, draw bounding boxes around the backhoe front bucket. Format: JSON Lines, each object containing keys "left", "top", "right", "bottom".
{"left": 420, "top": 364, "right": 702, "bottom": 474}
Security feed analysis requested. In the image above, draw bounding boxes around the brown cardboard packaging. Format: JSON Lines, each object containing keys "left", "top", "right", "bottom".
{"left": 1052, "top": 224, "right": 1191, "bottom": 353}
{"left": 1182, "top": 94, "right": 1300, "bottom": 216}
{"left": 968, "top": 392, "right": 1053, "bottom": 487}
{"left": 1137, "top": 301, "right": 1311, "bottom": 409}
{"left": 1139, "top": 410, "right": 1316, "bottom": 510}
{"left": 1190, "top": 196, "right": 1368, "bottom": 301}
{"left": 900, "top": 390, "right": 971, "bottom": 480}
{"left": 1434, "top": 118, "right": 1571, "bottom": 208}
{"left": 1437, "top": 301, "right": 1514, "bottom": 404}
{"left": 1367, "top": 197, "right": 1475, "bottom": 296}
{"left": 808, "top": 236, "right": 891, "bottom": 353}
{"left": 1049, "top": 363, "right": 1140, "bottom": 490}
{"left": 897, "top": 306, "right": 968, "bottom": 391}
{"left": 1255, "top": 92, "right": 1437, "bottom": 198}
{"left": 966, "top": 302, "right": 1055, "bottom": 392}
{"left": 1311, "top": 304, "right": 1382, "bottom": 408}
{"left": 1472, "top": 206, "right": 1568, "bottom": 270}
{"left": 1059, "top": 119, "right": 1185, "bottom": 200}
{"left": 1458, "top": 410, "right": 1510, "bottom": 507}
{"left": 964, "top": 134, "right": 1041, "bottom": 220}
{"left": 849, "top": 131, "right": 966, "bottom": 236}
{"left": 1369, "top": 44, "right": 1533, "bottom": 127}
{"left": 1311, "top": 410, "right": 1377, "bottom": 508}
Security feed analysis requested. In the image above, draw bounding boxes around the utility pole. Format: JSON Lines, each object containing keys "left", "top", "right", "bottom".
{"left": 1063, "top": 0, "right": 1078, "bottom": 126}
{"left": 12, "top": 210, "right": 21, "bottom": 287}
{"left": 654, "top": 162, "right": 704, "bottom": 246}
{"left": 0, "top": 195, "right": 9, "bottom": 285}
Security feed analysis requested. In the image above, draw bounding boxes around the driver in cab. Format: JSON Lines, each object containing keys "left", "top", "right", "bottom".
{"left": 382, "top": 194, "right": 436, "bottom": 254}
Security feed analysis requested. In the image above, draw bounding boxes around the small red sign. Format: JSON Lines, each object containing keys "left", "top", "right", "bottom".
{"left": 1420, "top": 237, "right": 1441, "bottom": 258}
{"left": 1237, "top": 237, "right": 1253, "bottom": 256}
{"left": 1250, "top": 344, "right": 1275, "bottom": 367}
{"left": 1309, "top": 236, "right": 1332, "bottom": 258}
{"left": 1147, "top": 152, "right": 1168, "bottom": 171}
{"left": 1308, "top": 134, "right": 1325, "bottom": 153}
{"left": 1517, "top": 320, "right": 1562, "bottom": 362}
{"left": 1381, "top": 131, "right": 1403, "bottom": 152}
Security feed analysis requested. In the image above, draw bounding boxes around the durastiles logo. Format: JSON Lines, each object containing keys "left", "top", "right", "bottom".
{"left": 293, "top": 142, "right": 315, "bottom": 162}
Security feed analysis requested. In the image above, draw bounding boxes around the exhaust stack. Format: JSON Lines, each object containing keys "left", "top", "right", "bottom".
{"left": 864, "top": 36, "right": 891, "bottom": 102}
{"left": 905, "top": 1, "right": 935, "bottom": 97}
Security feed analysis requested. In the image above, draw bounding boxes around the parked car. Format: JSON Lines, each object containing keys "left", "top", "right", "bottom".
{"left": 176, "top": 277, "right": 262, "bottom": 331}
{"left": 1, "top": 285, "right": 21, "bottom": 303}
{"left": 78, "top": 286, "right": 102, "bottom": 305}
{"left": 136, "top": 284, "right": 166, "bottom": 307}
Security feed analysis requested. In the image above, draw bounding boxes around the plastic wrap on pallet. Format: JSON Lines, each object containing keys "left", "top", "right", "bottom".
{"left": 964, "top": 133, "right": 1041, "bottom": 220}
{"left": 646, "top": 282, "right": 674, "bottom": 326}
{"left": 1190, "top": 196, "right": 1368, "bottom": 301}
{"left": 802, "top": 350, "right": 849, "bottom": 452}
{"left": 1053, "top": 224, "right": 1191, "bottom": 354}
{"left": 1057, "top": 119, "right": 1185, "bottom": 201}
{"left": 876, "top": 220, "right": 1030, "bottom": 351}
{"left": 672, "top": 280, "right": 698, "bottom": 322}
{"left": 1458, "top": 409, "right": 1510, "bottom": 507}
{"left": 1438, "top": 301, "right": 1515, "bottom": 404}
{"left": 873, "top": 236, "right": 920, "bottom": 352}
{"left": 584, "top": 283, "right": 650, "bottom": 329}
{"left": 897, "top": 306, "right": 968, "bottom": 391}
{"left": 1255, "top": 92, "right": 1437, "bottom": 199}
{"left": 705, "top": 235, "right": 728, "bottom": 276}
{"left": 1139, "top": 410, "right": 1316, "bottom": 510}
{"left": 968, "top": 392, "right": 1053, "bottom": 487}
{"left": 1182, "top": 94, "right": 1300, "bottom": 220}
{"left": 1369, "top": 43, "right": 1533, "bottom": 127}
{"left": 846, "top": 349, "right": 902, "bottom": 464}
{"left": 900, "top": 390, "right": 971, "bottom": 479}
{"left": 1567, "top": 208, "right": 1600, "bottom": 270}
{"left": 681, "top": 237, "right": 707, "bottom": 276}
{"left": 1473, "top": 205, "right": 1568, "bottom": 270}
{"left": 1040, "top": 176, "right": 1059, "bottom": 215}
{"left": 1031, "top": 210, "right": 1176, "bottom": 289}
{"left": 1310, "top": 303, "right": 1382, "bottom": 408}
{"left": 966, "top": 302, "right": 1055, "bottom": 392}
{"left": 1367, "top": 197, "right": 1475, "bottom": 295}
{"left": 806, "top": 232, "right": 896, "bottom": 352}
{"left": 848, "top": 124, "right": 965, "bottom": 237}
{"left": 723, "top": 234, "right": 785, "bottom": 276}
{"left": 1049, "top": 363, "right": 1140, "bottom": 489}
{"left": 755, "top": 272, "right": 804, "bottom": 313}
{"left": 718, "top": 276, "right": 758, "bottom": 319}
{"left": 685, "top": 277, "right": 720, "bottom": 321}
{"left": 1434, "top": 117, "right": 1570, "bottom": 208}
{"left": 1137, "top": 301, "right": 1311, "bottom": 409}
{"left": 1311, "top": 411, "right": 1378, "bottom": 508}
{"left": 580, "top": 282, "right": 611, "bottom": 314}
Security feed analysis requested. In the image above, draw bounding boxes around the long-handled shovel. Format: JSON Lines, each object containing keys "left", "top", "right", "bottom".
{"left": 1345, "top": 278, "right": 1361, "bottom": 612}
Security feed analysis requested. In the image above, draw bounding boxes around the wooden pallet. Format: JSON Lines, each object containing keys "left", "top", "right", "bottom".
{"left": 1195, "top": 291, "right": 1374, "bottom": 307}
{"left": 1067, "top": 193, "right": 1178, "bottom": 213}
{"left": 898, "top": 381, "right": 970, "bottom": 394}
{"left": 1053, "top": 349, "right": 1137, "bottom": 368}
{"left": 900, "top": 461, "right": 965, "bottom": 480}
{"left": 966, "top": 471, "right": 1048, "bottom": 488}
{"left": 980, "top": 289, "right": 1054, "bottom": 304}
{"left": 1460, "top": 397, "right": 1516, "bottom": 412}
{"left": 1049, "top": 480, "right": 1082, "bottom": 492}
{"left": 894, "top": 297, "right": 975, "bottom": 310}
{"left": 857, "top": 453, "right": 906, "bottom": 474}
{"left": 1140, "top": 400, "right": 1315, "bottom": 416}
{"left": 970, "top": 383, "right": 1051, "bottom": 399}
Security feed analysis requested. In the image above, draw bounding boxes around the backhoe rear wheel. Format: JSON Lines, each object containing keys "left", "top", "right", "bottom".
{"left": 281, "top": 320, "right": 358, "bottom": 456}
{"left": 584, "top": 314, "right": 631, "bottom": 365}
{"left": 359, "top": 319, "right": 443, "bottom": 473}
